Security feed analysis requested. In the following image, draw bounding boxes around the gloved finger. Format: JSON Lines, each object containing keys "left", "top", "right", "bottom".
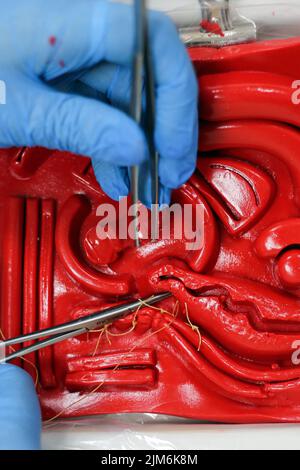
{"left": 40, "top": 1, "right": 198, "bottom": 190}
{"left": 80, "top": 62, "right": 197, "bottom": 201}
{"left": 93, "top": 161, "right": 129, "bottom": 201}
{"left": 158, "top": 111, "right": 199, "bottom": 189}
{"left": 80, "top": 57, "right": 198, "bottom": 190}
{"left": 0, "top": 365, "right": 41, "bottom": 450}
{"left": 80, "top": 60, "right": 197, "bottom": 199}
{"left": 0, "top": 77, "right": 147, "bottom": 168}
{"left": 80, "top": 63, "right": 132, "bottom": 114}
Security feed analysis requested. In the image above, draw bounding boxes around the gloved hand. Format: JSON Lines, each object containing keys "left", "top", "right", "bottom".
{"left": 0, "top": 365, "right": 41, "bottom": 450}
{"left": 0, "top": 0, "right": 198, "bottom": 206}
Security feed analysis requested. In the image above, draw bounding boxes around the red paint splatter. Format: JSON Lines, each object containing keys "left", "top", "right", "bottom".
{"left": 48, "top": 36, "right": 57, "bottom": 46}
{"left": 200, "top": 20, "right": 224, "bottom": 37}
{"left": 59, "top": 60, "right": 65, "bottom": 68}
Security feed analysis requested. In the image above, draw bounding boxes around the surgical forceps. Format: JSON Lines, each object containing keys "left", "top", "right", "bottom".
{"left": 130, "top": 0, "right": 159, "bottom": 247}
{"left": 0, "top": 292, "right": 170, "bottom": 363}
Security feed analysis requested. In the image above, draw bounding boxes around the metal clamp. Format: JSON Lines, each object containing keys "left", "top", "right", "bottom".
{"left": 180, "top": 0, "right": 257, "bottom": 47}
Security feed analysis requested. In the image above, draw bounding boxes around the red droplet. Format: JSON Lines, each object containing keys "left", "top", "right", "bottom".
{"left": 48, "top": 36, "right": 57, "bottom": 46}
{"left": 59, "top": 60, "right": 65, "bottom": 68}
{"left": 200, "top": 20, "right": 225, "bottom": 37}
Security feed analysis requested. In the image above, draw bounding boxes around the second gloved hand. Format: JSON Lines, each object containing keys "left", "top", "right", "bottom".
{"left": 0, "top": 365, "right": 41, "bottom": 450}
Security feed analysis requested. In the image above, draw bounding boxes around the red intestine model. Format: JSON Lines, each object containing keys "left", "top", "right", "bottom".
{"left": 2, "top": 38, "right": 300, "bottom": 423}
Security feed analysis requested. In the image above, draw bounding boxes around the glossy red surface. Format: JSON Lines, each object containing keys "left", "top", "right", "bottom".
{"left": 2, "top": 38, "right": 300, "bottom": 422}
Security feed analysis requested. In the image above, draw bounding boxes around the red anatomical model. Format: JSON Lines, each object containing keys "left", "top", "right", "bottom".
{"left": 2, "top": 38, "right": 300, "bottom": 423}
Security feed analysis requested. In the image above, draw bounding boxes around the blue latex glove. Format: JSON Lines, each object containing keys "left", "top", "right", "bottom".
{"left": 0, "top": 0, "right": 198, "bottom": 205}
{"left": 0, "top": 365, "right": 41, "bottom": 450}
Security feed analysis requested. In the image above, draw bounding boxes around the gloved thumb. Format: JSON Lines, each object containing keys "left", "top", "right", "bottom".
{"left": 0, "top": 79, "right": 147, "bottom": 168}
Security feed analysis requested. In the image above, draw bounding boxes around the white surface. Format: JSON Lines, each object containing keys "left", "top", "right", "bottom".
{"left": 117, "top": 0, "right": 202, "bottom": 26}
{"left": 119, "top": 0, "right": 300, "bottom": 39}
{"left": 42, "top": 415, "right": 300, "bottom": 450}
{"left": 235, "top": 0, "right": 300, "bottom": 39}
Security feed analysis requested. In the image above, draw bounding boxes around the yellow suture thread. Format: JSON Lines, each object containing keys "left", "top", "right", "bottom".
{"left": 104, "top": 325, "right": 112, "bottom": 345}
{"left": 44, "top": 365, "right": 119, "bottom": 425}
{"left": 107, "top": 317, "right": 138, "bottom": 337}
{"left": 184, "top": 302, "right": 202, "bottom": 352}
{"left": 90, "top": 304, "right": 143, "bottom": 357}
{"left": 91, "top": 328, "right": 105, "bottom": 357}
{"left": 44, "top": 302, "right": 177, "bottom": 426}
{"left": 106, "top": 303, "right": 142, "bottom": 339}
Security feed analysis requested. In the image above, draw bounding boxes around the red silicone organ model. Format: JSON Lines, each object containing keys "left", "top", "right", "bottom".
{"left": 2, "top": 38, "right": 300, "bottom": 422}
